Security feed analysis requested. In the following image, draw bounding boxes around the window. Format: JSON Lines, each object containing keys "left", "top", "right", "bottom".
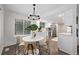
{"left": 66, "top": 26, "right": 72, "bottom": 33}
{"left": 15, "top": 19, "right": 31, "bottom": 35}
{"left": 76, "top": 16, "right": 78, "bottom": 24}
{"left": 24, "top": 20, "right": 31, "bottom": 35}
{"left": 76, "top": 29, "right": 78, "bottom": 37}
{"left": 15, "top": 19, "right": 23, "bottom": 35}
{"left": 59, "top": 25, "right": 72, "bottom": 35}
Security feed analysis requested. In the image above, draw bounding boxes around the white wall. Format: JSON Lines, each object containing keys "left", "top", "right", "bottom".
{"left": 4, "top": 10, "right": 26, "bottom": 46}
{"left": 63, "top": 9, "right": 73, "bottom": 25}
{"left": 58, "top": 5, "right": 77, "bottom": 55}
{"left": 0, "top": 5, "right": 4, "bottom": 54}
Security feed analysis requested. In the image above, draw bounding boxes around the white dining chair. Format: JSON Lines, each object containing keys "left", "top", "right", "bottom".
{"left": 38, "top": 32, "right": 50, "bottom": 54}
{"left": 16, "top": 36, "right": 25, "bottom": 55}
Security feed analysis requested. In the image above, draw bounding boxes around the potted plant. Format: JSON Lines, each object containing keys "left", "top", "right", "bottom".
{"left": 25, "top": 24, "right": 38, "bottom": 38}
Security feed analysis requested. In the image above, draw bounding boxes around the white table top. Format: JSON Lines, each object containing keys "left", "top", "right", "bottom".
{"left": 22, "top": 32, "right": 48, "bottom": 42}
{"left": 22, "top": 36, "right": 44, "bottom": 42}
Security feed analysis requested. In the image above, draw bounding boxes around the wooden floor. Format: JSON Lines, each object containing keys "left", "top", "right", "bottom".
{"left": 1, "top": 37, "right": 69, "bottom": 55}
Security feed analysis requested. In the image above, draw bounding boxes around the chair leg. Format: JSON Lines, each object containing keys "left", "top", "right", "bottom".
{"left": 23, "top": 44, "right": 28, "bottom": 55}
{"left": 34, "top": 42, "right": 40, "bottom": 55}
{"left": 15, "top": 44, "right": 19, "bottom": 55}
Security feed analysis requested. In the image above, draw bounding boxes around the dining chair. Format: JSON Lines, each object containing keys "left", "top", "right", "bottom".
{"left": 39, "top": 36, "right": 50, "bottom": 54}
{"left": 35, "top": 31, "right": 49, "bottom": 54}
{"left": 32, "top": 42, "right": 40, "bottom": 55}
{"left": 16, "top": 36, "right": 25, "bottom": 55}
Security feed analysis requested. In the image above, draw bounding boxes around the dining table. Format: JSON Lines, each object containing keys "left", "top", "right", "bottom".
{"left": 22, "top": 31, "right": 48, "bottom": 55}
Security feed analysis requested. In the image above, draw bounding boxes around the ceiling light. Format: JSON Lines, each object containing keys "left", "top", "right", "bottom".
{"left": 28, "top": 4, "right": 40, "bottom": 20}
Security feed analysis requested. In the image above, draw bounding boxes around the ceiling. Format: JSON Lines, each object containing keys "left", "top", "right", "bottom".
{"left": 3, "top": 4, "right": 75, "bottom": 23}
{"left": 3, "top": 4, "right": 63, "bottom": 15}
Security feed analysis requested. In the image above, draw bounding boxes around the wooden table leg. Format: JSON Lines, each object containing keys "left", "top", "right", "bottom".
{"left": 24, "top": 42, "right": 40, "bottom": 55}
{"left": 27, "top": 44, "right": 34, "bottom": 55}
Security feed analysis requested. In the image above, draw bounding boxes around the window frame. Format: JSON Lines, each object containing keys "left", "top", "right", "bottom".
{"left": 15, "top": 19, "right": 31, "bottom": 35}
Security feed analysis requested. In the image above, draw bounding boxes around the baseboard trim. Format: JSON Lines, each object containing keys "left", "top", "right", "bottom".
{"left": 58, "top": 49, "right": 70, "bottom": 55}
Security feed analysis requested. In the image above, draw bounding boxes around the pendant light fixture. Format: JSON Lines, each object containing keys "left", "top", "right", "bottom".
{"left": 28, "top": 4, "right": 40, "bottom": 20}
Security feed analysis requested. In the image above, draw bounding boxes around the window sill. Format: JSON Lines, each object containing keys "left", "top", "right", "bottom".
{"left": 14, "top": 34, "right": 30, "bottom": 37}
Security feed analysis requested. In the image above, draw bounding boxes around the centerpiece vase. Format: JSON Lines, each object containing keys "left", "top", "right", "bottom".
{"left": 31, "top": 31, "right": 36, "bottom": 38}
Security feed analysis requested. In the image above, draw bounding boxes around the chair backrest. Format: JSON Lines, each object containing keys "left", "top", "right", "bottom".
{"left": 16, "top": 36, "right": 22, "bottom": 44}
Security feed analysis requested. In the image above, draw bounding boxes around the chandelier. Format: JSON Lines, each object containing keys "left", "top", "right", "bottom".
{"left": 28, "top": 4, "right": 40, "bottom": 20}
